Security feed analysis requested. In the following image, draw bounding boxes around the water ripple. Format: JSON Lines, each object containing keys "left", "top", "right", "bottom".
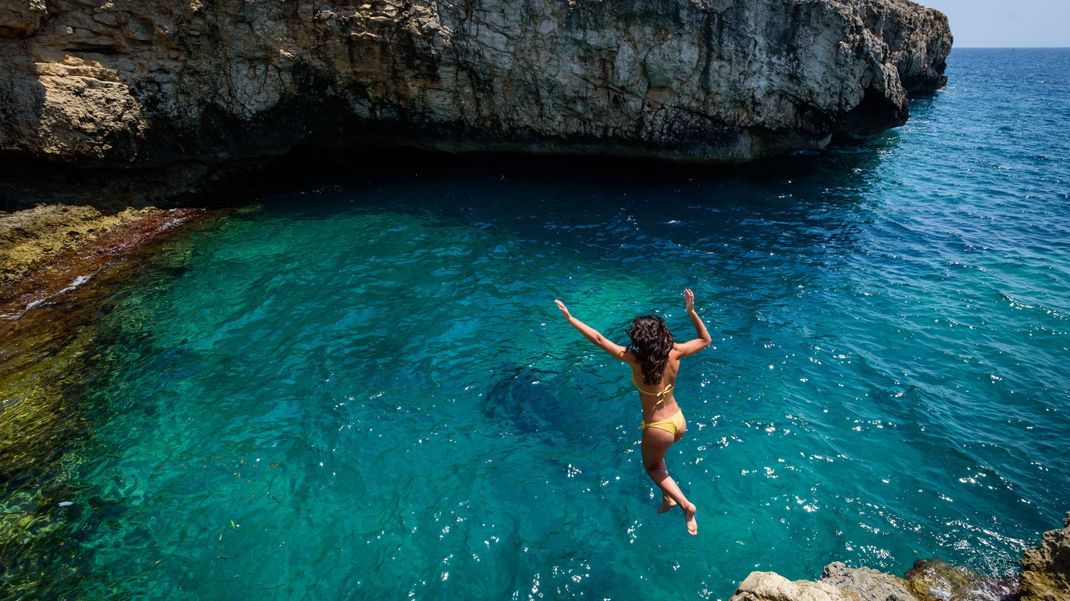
{"left": 2, "top": 49, "right": 1070, "bottom": 600}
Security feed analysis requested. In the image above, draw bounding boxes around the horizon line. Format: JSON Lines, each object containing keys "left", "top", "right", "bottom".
{"left": 954, "top": 45, "right": 1070, "bottom": 49}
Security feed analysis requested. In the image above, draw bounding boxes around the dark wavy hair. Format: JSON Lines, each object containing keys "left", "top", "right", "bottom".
{"left": 627, "top": 315, "right": 674, "bottom": 385}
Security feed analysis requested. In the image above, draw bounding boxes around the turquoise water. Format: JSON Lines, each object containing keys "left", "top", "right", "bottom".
{"left": 5, "top": 49, "right": 1070, "bottom": 599}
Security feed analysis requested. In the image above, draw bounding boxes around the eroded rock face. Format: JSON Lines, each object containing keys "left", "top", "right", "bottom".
{"left": 1020, "top": 512, "right": 1070, "bottom": 601}
{"left": 731, "top": 571, "right": 862, "bottom": 601}
{"left": 0, "top": 0, "right": 45, "bottom": 37}
{"left": 730, "top": 563, "right": 917, "bottom": 601}
{"left": 821, "top": 562, "right": 917, "bottom": 601}
{"left": 0, "top": 0, "right": 951, "bottom": 182}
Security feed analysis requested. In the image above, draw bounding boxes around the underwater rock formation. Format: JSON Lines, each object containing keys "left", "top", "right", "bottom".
{"left": 0, "top": 204, "right": 203, "bottom": 315}
{"left": 0, "top": 0, "right": 950, "bottom": 201}
{"left": 1, "top": 205, "right": 157, "bottom": 285}
{"left": 904, "top": 558, "right": 1017, "bottom": 601}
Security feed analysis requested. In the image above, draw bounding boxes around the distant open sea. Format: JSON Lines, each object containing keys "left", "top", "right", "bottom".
{"left": 1, "top": 48, "right": 1068, "bottom": 600}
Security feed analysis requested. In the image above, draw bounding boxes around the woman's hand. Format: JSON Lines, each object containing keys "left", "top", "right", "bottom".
{"left": 677, "top": 288, "right": 711, "bottom": 357}
{"left": 554, "top": 299, "right": 572, "bottom": 320}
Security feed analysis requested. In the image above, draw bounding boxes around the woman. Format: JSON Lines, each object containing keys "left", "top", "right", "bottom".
{"left": 554, "top": 289, "right": 711, "bottom": 536}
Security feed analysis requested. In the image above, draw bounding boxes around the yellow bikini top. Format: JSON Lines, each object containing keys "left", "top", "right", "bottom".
{"left": 631, "top": 371, "right": 674, "bottom": 408}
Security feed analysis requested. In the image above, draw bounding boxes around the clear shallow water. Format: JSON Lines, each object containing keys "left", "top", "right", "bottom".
{"left": 4, "top": 49, "right": 1070, "bottom": 599}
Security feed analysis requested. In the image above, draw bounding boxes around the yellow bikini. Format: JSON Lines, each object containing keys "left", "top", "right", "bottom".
{"left": 632, "top": 372, "right": 685, "bottom": 436}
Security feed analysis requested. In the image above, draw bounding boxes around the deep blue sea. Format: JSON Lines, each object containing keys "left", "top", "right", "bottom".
{"left": 2, "top": 48, "right": 1069, "bottom": 600}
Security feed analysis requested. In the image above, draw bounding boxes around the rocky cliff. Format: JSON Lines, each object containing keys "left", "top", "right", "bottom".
{"left": 0, "top": 0, "right": 950, "bottom": 198}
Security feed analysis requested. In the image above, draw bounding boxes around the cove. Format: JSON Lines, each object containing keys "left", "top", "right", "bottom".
{"left": 1, "top": 49, "right": 1069, "bottom": 600}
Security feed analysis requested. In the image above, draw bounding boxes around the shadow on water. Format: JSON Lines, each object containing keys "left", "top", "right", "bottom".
{"left": 481, "top": 365, "right": 575, "bottom": 440}
{"left": 196, "top": 129, "right": 895, "bottom": 214}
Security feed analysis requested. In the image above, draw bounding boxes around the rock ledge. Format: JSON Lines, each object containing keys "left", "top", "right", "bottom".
{"left": 0, "top": 0, "right": 951, "bottom": 202}
{"left": 730, "top": 512, "right": 1070, "bottom": 601}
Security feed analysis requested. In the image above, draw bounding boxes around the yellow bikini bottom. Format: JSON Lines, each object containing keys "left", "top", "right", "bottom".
{"left": 641, "top": 409, "right": 684, "bottom": 436}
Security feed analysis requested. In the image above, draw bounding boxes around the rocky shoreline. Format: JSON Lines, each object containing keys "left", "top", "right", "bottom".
{"left": 0, "top": 204, "right": 204, "bottom": 317}
{"left": 730, "top": 512, "right": 1070, "bottom": 601}
{"left": 0, "top": 0, "right": 951, "bottom": 205}
{"left": 0, "top": 202, "right": 215, "bottom": 598}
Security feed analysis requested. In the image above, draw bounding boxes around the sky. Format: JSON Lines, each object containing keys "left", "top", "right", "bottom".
{"left": 923, "top": 0, "right": 1069, "bottom": 47}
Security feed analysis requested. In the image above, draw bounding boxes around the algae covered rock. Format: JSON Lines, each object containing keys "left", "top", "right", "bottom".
{"left": 0, "top": 205, "right": 162, "bottom": 286}
{"left": 904, "top": 558, "right": 1017, "bottom": 601}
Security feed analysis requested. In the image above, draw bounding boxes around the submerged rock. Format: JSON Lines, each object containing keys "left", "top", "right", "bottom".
{"left": 0, "top": 0, "right": 951, "bottom": 200}
{"left": 0, "top": 205, "right": 163, "bottom": 286}
{"left": 0, "top": 204, "right": 204, "bottom": 315}
{"left": 1020, "top": 512, "right": 1070, "bottom": 601}
{"left": 905, "top": 558, "right": 1017, "bottom": 601}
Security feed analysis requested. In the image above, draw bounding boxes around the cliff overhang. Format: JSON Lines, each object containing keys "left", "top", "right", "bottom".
{"left": 0, "top": 0, "right": 952, "bottom": 202}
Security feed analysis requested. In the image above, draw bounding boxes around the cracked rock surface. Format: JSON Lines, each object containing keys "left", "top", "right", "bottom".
{"left": 1020, "top": 512, "right": 1070, "bottom": 601}
{"left": 0, "top": 0, "right": 951, "bottom": 188}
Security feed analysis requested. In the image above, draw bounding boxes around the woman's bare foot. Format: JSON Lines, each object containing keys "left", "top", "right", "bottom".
{"left": 683, "top": 503, "right": 698, "bottom": 536}
{"left": 658, "top": 495, "right": 678, "bottom": 513}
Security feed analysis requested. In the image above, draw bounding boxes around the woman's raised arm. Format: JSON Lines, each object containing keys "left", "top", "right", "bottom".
{"left": 675, "top": 288, "right": 711, "bottom": 357}
{"left": 555, "top": 299, "right": 629, "bottom": 361}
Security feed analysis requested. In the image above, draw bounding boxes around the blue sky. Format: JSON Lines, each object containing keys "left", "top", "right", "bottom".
{"left": 924, "top": 0, "right": 1069, "bottom": 47}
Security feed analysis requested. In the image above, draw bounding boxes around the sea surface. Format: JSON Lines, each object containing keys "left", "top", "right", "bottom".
{"left": 2, "top": 48, "right": 1069, "bottom": 600}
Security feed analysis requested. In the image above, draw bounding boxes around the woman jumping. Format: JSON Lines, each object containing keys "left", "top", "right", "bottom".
{"left": 554, "top": 289, "right": 711, "bottom": 536}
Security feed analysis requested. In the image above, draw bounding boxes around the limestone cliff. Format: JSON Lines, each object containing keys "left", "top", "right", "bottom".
{"left": 0, "top": 0, "right": 950, "bottom": 190}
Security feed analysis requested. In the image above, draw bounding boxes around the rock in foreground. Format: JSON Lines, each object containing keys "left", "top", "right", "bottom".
{"left": 730, "top": 511, "right": 1070, "bottom": 601}
{"left": 732, "top": 563, "right": 916, "bottom": 601}
{"left": 0, "top": 0, "right": 951, "bottom": 198}
{"left": 1020, "top": 512, "right": 1070, "bottom": 601}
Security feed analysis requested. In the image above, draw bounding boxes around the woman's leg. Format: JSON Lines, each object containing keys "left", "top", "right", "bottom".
{"left": 659, "top": 415, "right": 689, "bottom": 512}
{"left": 641, "top": 428, "right": 698, "bottom": 535}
